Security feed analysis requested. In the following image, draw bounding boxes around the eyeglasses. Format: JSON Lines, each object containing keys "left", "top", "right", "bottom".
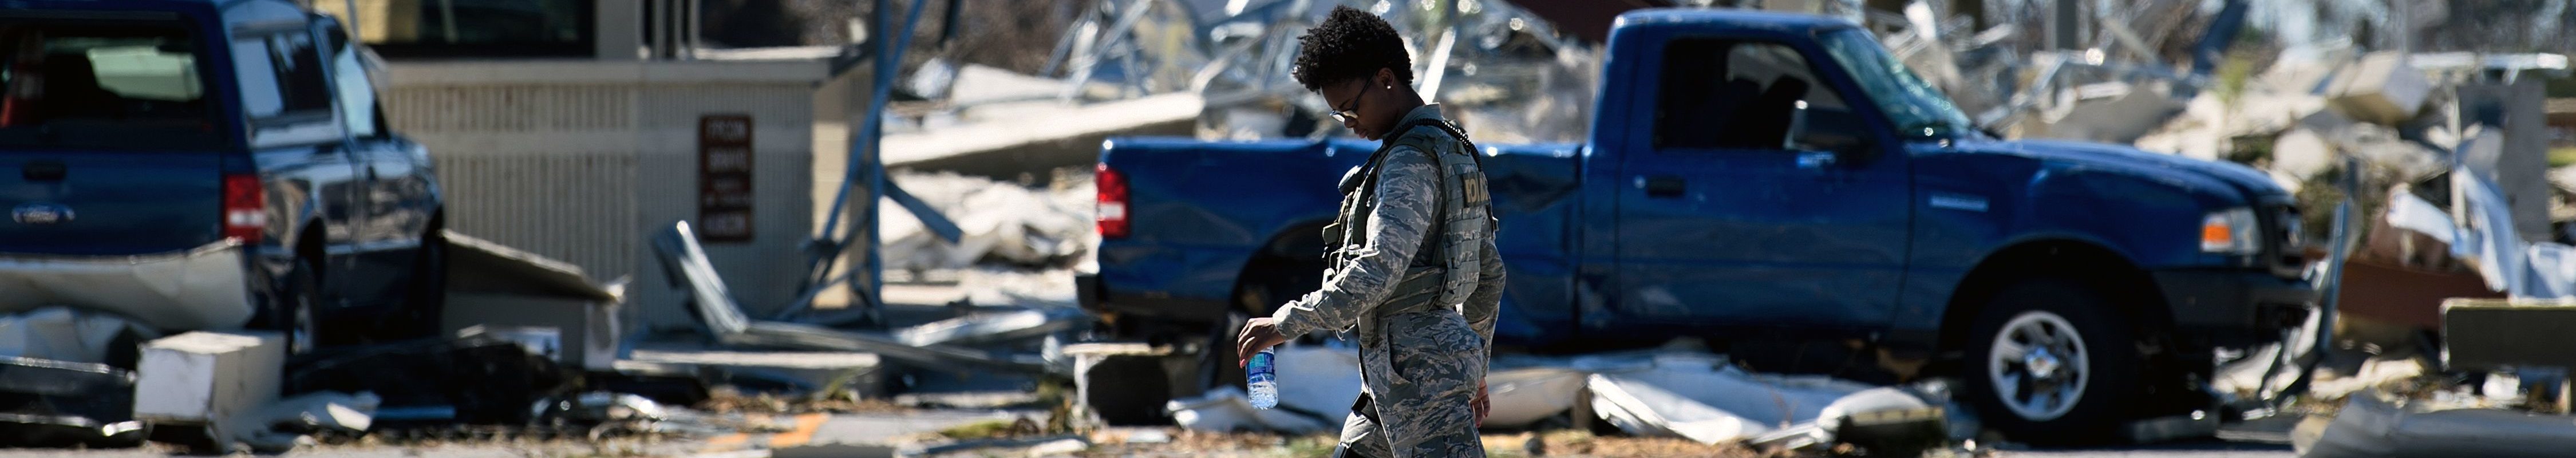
{"left": 1326, "top": 83, "right": 1372, "bottom": 123}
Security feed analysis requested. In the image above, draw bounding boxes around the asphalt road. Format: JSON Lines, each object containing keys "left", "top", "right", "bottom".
{"left": 1997, "top": 417, "right": 2300, "bottom": 458}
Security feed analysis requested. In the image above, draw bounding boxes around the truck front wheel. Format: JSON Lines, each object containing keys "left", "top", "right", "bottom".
{"left": 1962, "top": 278, "right": 2140, "bottom": 443}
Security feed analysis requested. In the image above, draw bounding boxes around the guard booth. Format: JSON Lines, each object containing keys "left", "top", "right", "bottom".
{"left": 301, "top": 1, "right": 876, "bottom": 329}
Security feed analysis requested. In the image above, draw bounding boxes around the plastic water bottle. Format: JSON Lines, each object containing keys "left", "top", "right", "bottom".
{"left": 1247, "top": 348, "right": 1279, "bottom": 409}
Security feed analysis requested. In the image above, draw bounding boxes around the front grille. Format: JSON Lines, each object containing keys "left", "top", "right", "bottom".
{"left": 2266, "top": 204, "right": 2307, "bottom": 278}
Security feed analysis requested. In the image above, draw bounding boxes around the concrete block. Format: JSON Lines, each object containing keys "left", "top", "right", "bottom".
{"left": 2328, "top": 53, "right": 2432, "bottom": 125}
{"left": 443, "top": 294, "right": 618, "bottom": 372}
{"left": 134, "top": 331, "right": 284, "bottom": 426}
{"left": 1065, "top": 344, "right": 1174, "bottom": 427}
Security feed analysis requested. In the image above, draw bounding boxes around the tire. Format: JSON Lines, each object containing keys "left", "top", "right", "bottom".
{"left": 1961, "top": 278, "right": 2140, "bottom": 444}
{"left": 396, "top": 227, "right": 449, "bottom": 339}
{"left": 275, "top": 262, "right": 322, "bottom": 356}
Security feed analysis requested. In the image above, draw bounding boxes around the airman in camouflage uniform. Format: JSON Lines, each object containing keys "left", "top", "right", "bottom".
{"left": 1234, "top": 7, "right": 1504, "bottom": 457}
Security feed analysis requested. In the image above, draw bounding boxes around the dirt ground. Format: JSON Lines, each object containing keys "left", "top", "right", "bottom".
{"left": 1069, "top": 429, "right": 1805, "bottom": 458}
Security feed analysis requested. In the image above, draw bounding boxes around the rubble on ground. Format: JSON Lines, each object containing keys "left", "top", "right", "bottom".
{"left": 1153, "top": 345, "right": 1953, "bottom": 455}
{"left": 883, "top": 170, "right": 1096, "bottom": 273}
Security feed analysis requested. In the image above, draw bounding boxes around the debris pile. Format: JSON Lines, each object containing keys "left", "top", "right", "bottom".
{"left": 1158, "top": 346, "right": 1957, "bottom": 456}
{"left": 881, "top": 170, "right": 1096, "bottom": 274}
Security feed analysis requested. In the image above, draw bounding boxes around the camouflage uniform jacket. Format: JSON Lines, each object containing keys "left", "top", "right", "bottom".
{"left": 1270, "top": 104, "right": 1504, "bottom": 457}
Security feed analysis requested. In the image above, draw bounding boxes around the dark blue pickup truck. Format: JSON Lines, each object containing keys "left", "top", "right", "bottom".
{"left": 1085, "top": 9, "right": 2312, "bottom": 440}
{"left": 0, "top": 0, "right": 445, "bottom": 354}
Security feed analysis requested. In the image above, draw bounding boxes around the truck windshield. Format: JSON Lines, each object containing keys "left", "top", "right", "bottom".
{"left": 0, "top": 21, "right": 222, "bottom": 151}
{"left": 1818, "top": 28, "right": 1973, "bottom": 140}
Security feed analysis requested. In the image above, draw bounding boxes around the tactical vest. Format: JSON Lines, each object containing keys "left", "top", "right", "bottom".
{"left": 1321, "top": 117, "right": 1496, "bottom": 331}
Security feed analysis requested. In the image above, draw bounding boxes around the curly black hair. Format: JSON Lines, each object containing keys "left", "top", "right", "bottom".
{"left": 1291, "top": 5, "right": 1412, "bottom": 92}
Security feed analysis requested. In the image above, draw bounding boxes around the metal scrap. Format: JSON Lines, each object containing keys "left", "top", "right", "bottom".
{"left": 653, "top": 222, "right": 1052, "bottom": 374}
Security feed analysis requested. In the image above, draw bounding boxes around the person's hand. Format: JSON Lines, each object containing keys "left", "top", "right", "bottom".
{"left": 1235, "top": 317, "right": 1288, "bottom": 367}
{"left": 1473, "top": 381, "right": 1490, "bottom": 425}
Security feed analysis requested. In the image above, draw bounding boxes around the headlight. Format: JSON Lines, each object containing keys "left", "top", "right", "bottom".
{"left": 2200, "top": 207, "right": 2261, "bottom": 254}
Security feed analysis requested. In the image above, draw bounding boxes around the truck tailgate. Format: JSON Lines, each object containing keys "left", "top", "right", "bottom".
{"left": 0, "top": 150, "right": 226, "bottom": 255}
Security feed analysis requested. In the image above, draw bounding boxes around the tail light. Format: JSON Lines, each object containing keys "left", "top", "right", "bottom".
{"left": 222, "top": 174, "right": 266, "bottom": 243}
{"left": 1096, "top": 163, "right": 1128, "bottom": 239}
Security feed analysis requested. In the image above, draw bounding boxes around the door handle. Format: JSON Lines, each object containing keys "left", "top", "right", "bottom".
{"left": 1639, "top": 175, "right": 1685, "bottom": 198}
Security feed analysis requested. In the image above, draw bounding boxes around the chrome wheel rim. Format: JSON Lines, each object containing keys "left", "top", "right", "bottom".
{"left": 1988, "top": 310, "right": 2089, "bottom": 421}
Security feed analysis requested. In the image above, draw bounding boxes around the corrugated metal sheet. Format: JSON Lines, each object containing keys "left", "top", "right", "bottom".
{"left": 385, "top": 72, "right": 821, "bottom": 330}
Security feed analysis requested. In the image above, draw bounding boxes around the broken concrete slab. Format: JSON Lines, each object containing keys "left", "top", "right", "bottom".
{"left": 2298, "top": 390, "right": 2576, "bottom": 458}
{"left": 2327, "top": 52, "right": 2433, "bottom": 126}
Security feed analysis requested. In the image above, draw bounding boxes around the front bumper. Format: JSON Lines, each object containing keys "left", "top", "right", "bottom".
{"left": 2152, "top": 269, "right": 2317, "bottom": 348}
{"left": 0, "top": 242, "right": 256, "bottom": 331}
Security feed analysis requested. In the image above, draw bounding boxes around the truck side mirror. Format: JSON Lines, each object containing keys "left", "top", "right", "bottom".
{"left": 1783, "top": 100, "right": 1874, "bottom": 163}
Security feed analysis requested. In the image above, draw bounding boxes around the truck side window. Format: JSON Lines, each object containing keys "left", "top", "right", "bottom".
{"left": 1653, "top": 38, "right": 1848, "bottom": 151}
{"left": 234, "top": 30, "right": 342, "bottom": 147}
{"left": 323, "top": 27, "right": 381, "bottom": 139}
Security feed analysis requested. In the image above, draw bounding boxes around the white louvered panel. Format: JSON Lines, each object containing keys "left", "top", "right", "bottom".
{"left": 433, "top": 153, "right": 641, "bottom": 281}
{"left": 384, "top": 85, "right": 633, "bottom": 133}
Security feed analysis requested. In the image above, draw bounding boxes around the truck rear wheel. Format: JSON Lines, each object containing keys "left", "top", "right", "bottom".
{"left": 1962, "top": 278, "right": 2139, "bottom": 444}
{"left": 278, "top": 262, "right": 322, "bottom": 356}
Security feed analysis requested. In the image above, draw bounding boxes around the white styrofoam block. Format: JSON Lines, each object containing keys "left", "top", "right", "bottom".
{"left": 135, "top": 331, "right": 285, "bottom": 425}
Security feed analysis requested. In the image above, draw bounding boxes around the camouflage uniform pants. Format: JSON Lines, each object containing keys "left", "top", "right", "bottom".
{"left": 1331, "top": 310, "right": 1487, "bottom": 458}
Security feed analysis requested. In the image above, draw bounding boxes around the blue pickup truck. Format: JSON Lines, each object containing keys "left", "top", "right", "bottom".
{"left": 0, "top": 0, "right": 446, "bottom": 355}
{"left": 1085, "top": 9, "right": 2312, "bottom": 440}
